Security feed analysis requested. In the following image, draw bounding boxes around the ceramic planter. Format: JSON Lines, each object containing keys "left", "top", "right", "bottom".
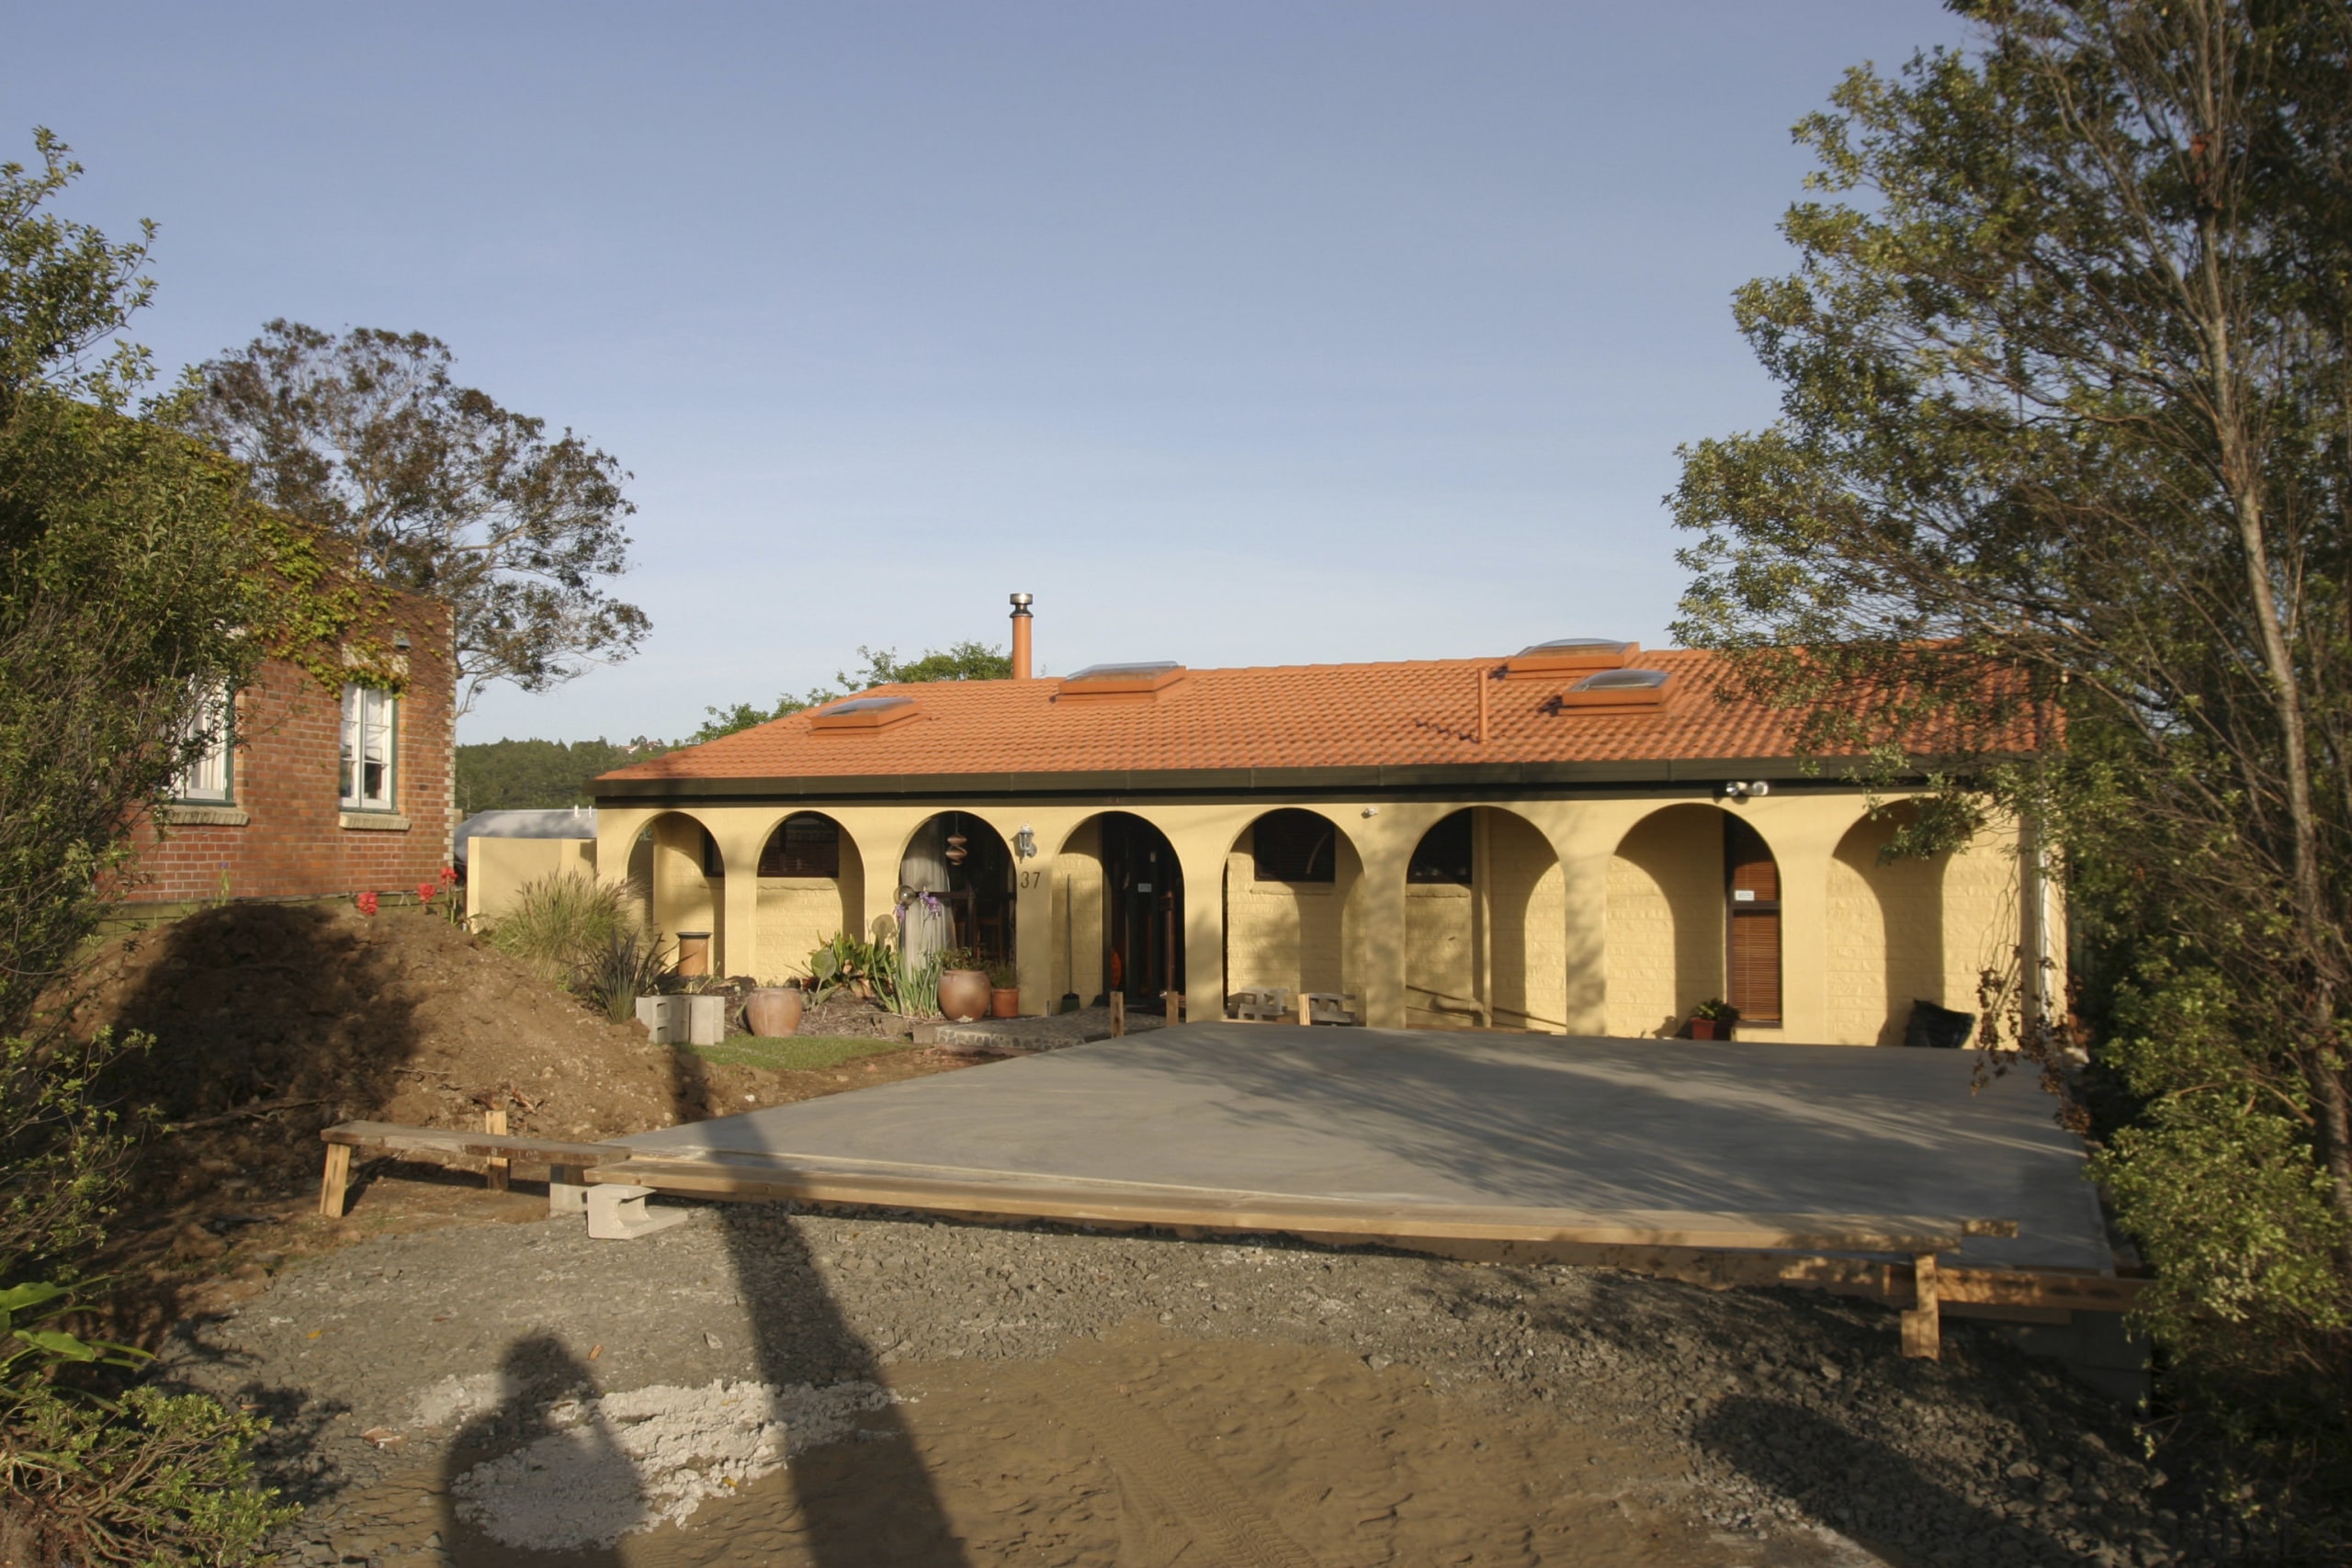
{"left": 989, "top": 987, "right": 1019, "bottom": 1019}
{"left": 744, "top": 987, "right": 805, "bottom": 1038}
{"left": 939, "top": 968, "right": 990, "bottom": 1022}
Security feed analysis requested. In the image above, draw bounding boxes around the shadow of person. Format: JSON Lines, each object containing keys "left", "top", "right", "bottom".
{"left": 1691, "top": 1395, "right": 2072, "bottom": 1566}
{"left": 667, "top": 1037, "right": 971, "bottom": 1567}
{"left": 436, "top": 1334, "right": 628, "bottom": 1567}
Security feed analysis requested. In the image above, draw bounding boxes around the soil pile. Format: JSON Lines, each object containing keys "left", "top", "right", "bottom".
{"left": 62, "top": 902, "right": 679, "bottom": 1145}
{"left": 50, "top": 903, "right": 980, "bottom": 1334}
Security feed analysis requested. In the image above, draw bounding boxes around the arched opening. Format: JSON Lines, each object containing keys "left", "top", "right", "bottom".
{"left": 632, "top": 810, "right": 721, "bottom": 968}
{"left": 1224, "top": 807, "right": 1360, "bottom": 1011}
{"left": 750, "top": 811, "right": 865, "bottom": 985}
{"left": 1404, "top": 807, "right": 1566, "bottom": 1032}
{"left": 1054, "top": 812, "right": 1182, "bottom": 1007}
{"left": 1607, "top": 803, "right": 1781, "bottom": 1037}
{"left": 1829, "top": 803, "right": 1950, "bottom": 1046}
{"left": 894, "top": 811, "right": 1016, "bottom": 970}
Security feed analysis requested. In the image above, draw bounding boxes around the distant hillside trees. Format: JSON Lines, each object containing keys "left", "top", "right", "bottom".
{"left": 456, "top": 737, "right": 668, "bottom": 813}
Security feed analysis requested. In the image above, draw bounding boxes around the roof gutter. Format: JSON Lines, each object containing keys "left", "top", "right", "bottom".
{"left": 590, "top": 753, "right": 2008, "bottom": 808}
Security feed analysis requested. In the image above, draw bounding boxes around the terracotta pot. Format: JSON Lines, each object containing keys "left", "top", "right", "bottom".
{"left": 1688, "top": 1017, "right": 1727, "bottom": 1041}
{"left": 939, "top": 968, "right": 990, "bottom": 1022}
{"left": 989, "top": 987, "right": 1019, "bottom": 1019}
{"left": 744, "top": 987, "right": 804, "bottom": 1038}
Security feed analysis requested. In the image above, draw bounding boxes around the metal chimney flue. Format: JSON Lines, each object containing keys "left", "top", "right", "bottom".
{"left": 1009, "top": 592, "right": 1034, "bottom": 680}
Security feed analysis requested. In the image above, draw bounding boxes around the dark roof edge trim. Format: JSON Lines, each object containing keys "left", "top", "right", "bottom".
{"left": 591, "top": 754, "right": 2012, "bottom": 805}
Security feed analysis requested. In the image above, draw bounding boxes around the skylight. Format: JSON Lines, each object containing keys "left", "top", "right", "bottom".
{"left": 1065, "top": 661, "right": 1182, "bottom": 682}
{"left": 1571, "top": 669, "right": 1669, "bottom": 692}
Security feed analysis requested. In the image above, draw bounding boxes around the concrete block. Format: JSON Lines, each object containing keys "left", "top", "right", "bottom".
{"left": 585, "top": 1182, "right": 691, "bottom": 1240}
{"left": 636, "top": 996, "right": 684, "bottom": 1043}
{"left": 684, "top": 994, "right": 727, "bottom": 1046}
{"left": 548, "top": 1181, "right": 592, "bottom": 1217}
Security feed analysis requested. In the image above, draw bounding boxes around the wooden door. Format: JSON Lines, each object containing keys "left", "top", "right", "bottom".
{"left": 1725, "top": 817, "right": 1782, "bottom": 1022}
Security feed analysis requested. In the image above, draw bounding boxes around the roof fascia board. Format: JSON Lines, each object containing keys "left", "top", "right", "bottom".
{"left": 591, "top": 752, "right": 1997, "bottom": 807}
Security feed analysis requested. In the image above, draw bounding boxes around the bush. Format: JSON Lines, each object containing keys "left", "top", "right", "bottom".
{"left": 486, "top": 872, "right": 633, "bottom": 985}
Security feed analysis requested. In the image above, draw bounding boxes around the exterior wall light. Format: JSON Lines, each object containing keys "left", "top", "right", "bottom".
{"left": 1013, "top": 824, "right": 1037, "bottom": 860}
{"left": 1720, "top": 781, "right": 1772, "bottom": 799}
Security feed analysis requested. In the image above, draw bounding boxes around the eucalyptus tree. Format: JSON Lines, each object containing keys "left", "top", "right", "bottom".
{"left": 177, "top": 321, "right": 649, "bottom": 712}
{"left": 1671, "top": 0, "right": 2352, "bottom": 1462}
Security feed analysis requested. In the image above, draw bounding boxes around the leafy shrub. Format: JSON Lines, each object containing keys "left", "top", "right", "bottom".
{"left": 0, "top": 1278, "right": 295, "bottom": 1564}
{"left": 487, "top": 872, "right": 633, "bottom": 985}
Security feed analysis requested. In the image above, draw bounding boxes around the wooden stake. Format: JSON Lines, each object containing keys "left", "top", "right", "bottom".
{"left": 318, "top": 1142, "right": 352, "bottom": 1219}
{"left": 1110, "top": 992, "right": 1125, "bottom": 1037}
{"left": 484, "top": 1109, "right": 510, "bottom": 1192}
{"left": 1165, "top": 989, "right": 1182, "bottom": 1025}
{"left": 1901, "top": 1252, "right": 1941, "bottom": 1359}
{"left": 1297, "top": 991, "right": 1314, "bottom": 1027}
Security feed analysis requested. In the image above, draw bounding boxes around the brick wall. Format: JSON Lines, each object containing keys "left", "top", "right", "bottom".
{"left": 125, "top": 595, "right": 457, "bottom": 904}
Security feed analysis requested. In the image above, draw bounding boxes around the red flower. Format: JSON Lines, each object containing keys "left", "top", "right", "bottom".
{"left": 439, "top": 865, "right": 459, "bottom": 885}
{"left": 355, "top": 891, "right": 379, "bottom": 917}
{"left": 416, "top": 882, "right": 438, "bottom": 904}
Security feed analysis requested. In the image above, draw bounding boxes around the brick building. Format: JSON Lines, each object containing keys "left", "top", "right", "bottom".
{"left": 128, "top": 592, "right": 457, "bottom": 907}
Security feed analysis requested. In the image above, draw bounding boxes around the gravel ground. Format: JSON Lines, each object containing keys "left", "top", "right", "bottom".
{"left": 151, "top": 1194, "right": 2250, "bottom": 1568}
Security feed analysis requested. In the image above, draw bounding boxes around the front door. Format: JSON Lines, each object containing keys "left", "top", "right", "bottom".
{"left": 1102, "top": 813, "right": 1184, "bottom": 1001}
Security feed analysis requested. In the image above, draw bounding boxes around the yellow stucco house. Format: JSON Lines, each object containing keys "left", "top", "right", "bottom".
{"left": 471, "top": 634, "right": 2056, "bottom": 1045}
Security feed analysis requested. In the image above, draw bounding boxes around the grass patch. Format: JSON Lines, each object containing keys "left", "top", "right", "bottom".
{"left": 678, "top": 1034, "right": 908, "bottom": 1073}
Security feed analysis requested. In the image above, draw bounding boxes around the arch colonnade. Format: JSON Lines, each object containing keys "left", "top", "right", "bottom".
{"left": 561, "top": 788, "right": 2041, "bottom": 1048}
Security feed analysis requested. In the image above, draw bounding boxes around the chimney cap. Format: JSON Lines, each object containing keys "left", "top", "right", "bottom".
{"left": 1010, "top": 592, "right": 1034, "bottom": 612}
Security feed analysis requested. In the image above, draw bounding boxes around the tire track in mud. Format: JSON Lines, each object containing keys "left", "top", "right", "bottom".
{"left": 1039, "top": 1363, "right": 1322, "bottom": 1568}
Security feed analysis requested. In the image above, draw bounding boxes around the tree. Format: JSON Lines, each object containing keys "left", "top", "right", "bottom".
{"left": 0, "top": 128, "right": 299, "bottom": 1563}
{"left": 1669, "top": 0, "right": 2352, "bottom": 1489}
{"left": 691, "top": 639, "right": 1012, "bottom": 743}
{"left": 174, "top": 321, "right": 649, "bottom": 712}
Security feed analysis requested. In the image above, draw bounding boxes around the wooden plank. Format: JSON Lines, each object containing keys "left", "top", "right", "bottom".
{"left": 587, "top": 1154, "right": 1980, "bottom": 1253}
{"left": 320, "top": 1121, "right": 627, "bottom": 1164}
{"left": 318, "top": 1141, "right": 352, "bottom": 1219}
{"left": 484, "top": 1110, "right": 510, "bottom": 1192}
{"left": 1942, "top": 1266, "right": 2145, "bottom": 1312}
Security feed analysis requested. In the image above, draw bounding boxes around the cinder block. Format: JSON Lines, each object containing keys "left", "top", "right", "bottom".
{"left": 685, "top": 994, "right": 727, "bottom": 1046}
{"left": 585, "top": 1183, "right": 691, "bottom": 1240}
{"left": 636, "top": 996, "right": 685, "bottom": 1043}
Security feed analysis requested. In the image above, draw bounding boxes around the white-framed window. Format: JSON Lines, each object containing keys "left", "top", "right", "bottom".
{"left": 339, "top": 684, "right": 397, "bottom": 811}
{"left": 171, "top": 685, "right": 235, "bottom": 804}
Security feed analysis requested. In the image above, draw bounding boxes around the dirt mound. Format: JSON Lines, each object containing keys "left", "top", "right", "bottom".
{"left": 64, "top": 902, "right": 678, "bottom": 1145}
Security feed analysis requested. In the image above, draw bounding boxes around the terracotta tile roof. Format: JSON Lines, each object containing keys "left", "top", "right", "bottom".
{"left": 597, "top": 650, "right": 1824, "bottom": 789}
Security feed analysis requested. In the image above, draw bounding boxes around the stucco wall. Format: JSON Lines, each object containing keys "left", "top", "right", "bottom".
{"left": 1052, "top": 818, "right": 1106, "bottom": 1005}
{"left": 463, "top": 836, "right": 596, "bottom": 928}
{"left": 1487, "top": 809, "right": 1567, "bottom": 1032}
{"left": 586, "top": 789, "right": 2046, "bottom": 1043}
{"left": 1605, "top": 804, "right": 1727, "bottom": 1038}
{"left": 1224, "top": 817, "right": 1356, "bottom": 998}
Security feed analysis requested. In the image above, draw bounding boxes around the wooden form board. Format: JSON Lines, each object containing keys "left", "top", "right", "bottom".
{"left": 586, "top": 1151, "right": 1993, "bottom": 1253}
{"left": 584, "top": 1150, "right": 2134, "bottom": 1329}
{"left": 322, "top": 1121, "right": 630, "bottom": 1165}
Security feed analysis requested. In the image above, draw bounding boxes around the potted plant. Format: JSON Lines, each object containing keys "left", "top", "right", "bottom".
{"left": 988, "top": 961, "right": 1019, "bottom": 1019}
{"left": 1688, "top": 998, "right": 1739, "bottom": 1041}
{"left": 937, "top": 946, "right": 990, "bottom": 1022}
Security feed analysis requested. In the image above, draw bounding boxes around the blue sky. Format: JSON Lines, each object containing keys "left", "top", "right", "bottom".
{"left": 7, "top": 3, "right": 1969, "bottom": 743}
